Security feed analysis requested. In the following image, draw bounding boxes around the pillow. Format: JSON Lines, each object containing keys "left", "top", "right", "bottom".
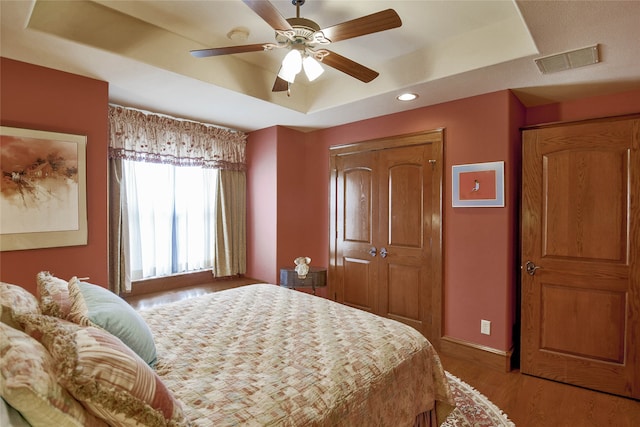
{"left": 67, "top": 277, "right": 158, "bottom": 366}
{"left": 0, "top": 282, "right": 40, "bottom": 330}
{"left": 1, "top": 397, "right": 32, "bottom": 427}
{"left": 36, "top": 272, "right": 71, "bottom": 318}
{"left": 17, "top": 314, "right": 188, "bottom": 427}
{"left": 0, "top": 322, "right": 107, "bottom": 427}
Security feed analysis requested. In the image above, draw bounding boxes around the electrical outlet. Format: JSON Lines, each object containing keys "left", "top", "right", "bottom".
{"left": 481, "top": 319, "right": 491, "bottom": 335}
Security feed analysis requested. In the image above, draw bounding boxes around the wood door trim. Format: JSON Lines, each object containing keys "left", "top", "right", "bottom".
{"left": 329, "top": 129, "right": 445, "bottom": 156}
{"left": 521, "top": 113, "right": 640, "bottom": 131}
{"left": 440, "top": 336, "right": 514, "bottom": 372}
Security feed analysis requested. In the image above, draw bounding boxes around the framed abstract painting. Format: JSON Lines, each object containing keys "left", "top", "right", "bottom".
{"left": 0, "top": 126, "right": 87, "bottom": 251}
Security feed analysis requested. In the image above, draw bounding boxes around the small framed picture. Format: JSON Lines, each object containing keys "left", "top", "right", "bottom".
{"left": 452, "top": 161, "right": 504, "bottom": 207}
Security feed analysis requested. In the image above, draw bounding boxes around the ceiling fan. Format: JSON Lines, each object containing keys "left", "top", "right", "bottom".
{"left": 190, "top": 0, "right": 402, "bottom": 93}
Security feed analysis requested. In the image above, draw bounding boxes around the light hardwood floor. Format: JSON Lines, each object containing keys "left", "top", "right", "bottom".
{"left": 126, "top": 281, "right": 640, "bottom": 426}
{"left": 124, "top": 277, "right": 260, "bottom": 311}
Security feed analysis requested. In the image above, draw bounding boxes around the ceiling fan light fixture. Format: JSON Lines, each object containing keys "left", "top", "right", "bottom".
{"left": 278, "top": 49, "right": 303, "bottom": 83}
{"left": 303, "top": 55, "right": 324, "bottom": 81}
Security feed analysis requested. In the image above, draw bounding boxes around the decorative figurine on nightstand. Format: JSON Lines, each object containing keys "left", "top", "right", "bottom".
{"left": 294, "top": 256, "right": 311, "bottom": 279}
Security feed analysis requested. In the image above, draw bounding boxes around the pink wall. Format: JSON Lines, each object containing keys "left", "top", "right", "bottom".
{"left": 277, "top": 128, "right": 329, "bottom": 297}
{"left": 301, "top": 131, "right": 330, "bottom": 272}
{"left": 276, "top": 126, "right": 309, "bottom": 271}
{"left": 0, "top": 58, "right": 109, "bottom": 294}
{"left": 526, "top": 88, "right": 640, "bottom": 125}
{"left": 246, "top": 126, "right": 329, "bottom": 297}
{"left": 246, "top": 127, "right": 278, "bottom": 284}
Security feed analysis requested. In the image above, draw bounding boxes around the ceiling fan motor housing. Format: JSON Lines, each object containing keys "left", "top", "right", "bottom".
{"left": 278, "top": 17, "right": 322, "bottom": 45}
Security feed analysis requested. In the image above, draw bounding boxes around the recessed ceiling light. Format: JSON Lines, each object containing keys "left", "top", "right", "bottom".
{"left": 397, "top": 93, "right": 418, "bottom": 101}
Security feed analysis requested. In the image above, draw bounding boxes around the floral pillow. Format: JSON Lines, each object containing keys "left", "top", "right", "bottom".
{"left": 18, "top": 313, "right": 189, "bottom": 427}
{"left": 0, "top": 322, "right": 106, "bottom": 427}
{"left": 36, "top": 271, "right": 72, "bottom": 319}
{"left": 0, "top": 282, "right": 40, "bottom": 330}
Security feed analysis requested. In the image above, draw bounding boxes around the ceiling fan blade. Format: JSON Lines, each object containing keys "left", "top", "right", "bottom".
{"left": 320, "top": 9, "right": 402, "bottom": 43}
{"left": 322, "top": 50, "right": 379, "bottom": 83}
{"left": 242, "top": 0, "right": 293, "bottom": 31}
{"left": 190, "top": 44, "right": 266, "bottom": 58}
{"left": 272, "top": 75, "right": 288, "bottom": 92}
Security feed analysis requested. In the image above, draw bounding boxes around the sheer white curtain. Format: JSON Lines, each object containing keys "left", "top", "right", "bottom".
{"left": 123, "top": 161, "right": 219, "bottom": 280}
{"left": 108, "top": 105, "right": 246, "bottom": 293}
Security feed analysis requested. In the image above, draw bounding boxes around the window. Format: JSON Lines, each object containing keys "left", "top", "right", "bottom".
{"left": 108, "top": 105, "right": 246, "bottom": 294}
{"left": 123, "top": 160, "right": 218, "bottom": 280}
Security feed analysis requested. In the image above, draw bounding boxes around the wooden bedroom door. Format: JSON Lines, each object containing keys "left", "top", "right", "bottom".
{"left": 330, "top": 130, "right": 443, "bottom": 344}
{"left": 520, "top": 116, "right": 640, "bottom": 399}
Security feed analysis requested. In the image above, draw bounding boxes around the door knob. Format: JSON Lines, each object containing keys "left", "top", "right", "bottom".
{"left": 380, "top": 247, "right": 388, "bottom": 258}
{"left": 524, "top": 260, "right": 541, "bottom": 276}
{"left": 368, "top": 247, "right": 377, "bottom": 257}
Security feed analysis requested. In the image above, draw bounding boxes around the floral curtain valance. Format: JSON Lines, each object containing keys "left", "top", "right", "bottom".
{"left": 108, "top": 105, "right": 247, "bottom": 170}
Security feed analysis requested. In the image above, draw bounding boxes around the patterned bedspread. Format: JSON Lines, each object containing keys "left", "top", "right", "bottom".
{"left": 139, "top": 284, "right": 455, "bottom": 426}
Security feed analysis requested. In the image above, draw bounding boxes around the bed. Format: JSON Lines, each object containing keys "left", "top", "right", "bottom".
{"left": 1, "top": 275, "right": 455, "bottom": 427}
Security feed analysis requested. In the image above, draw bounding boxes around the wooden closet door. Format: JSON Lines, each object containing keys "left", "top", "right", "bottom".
{"left": 330, "top": 130, "right": 443, "bottom": 344}
{"left": 521, "top": 117, "right": 640, "bottom": 399}
{"left": 333, "top": 150, "right": 379, "bottom": 313}
{"left": 377, "top": 144, "right": 436, "bottom": 340}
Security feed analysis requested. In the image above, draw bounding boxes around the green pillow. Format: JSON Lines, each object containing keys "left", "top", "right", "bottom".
{"left": 67, "top": 278, "right": 157, "bottom": 367}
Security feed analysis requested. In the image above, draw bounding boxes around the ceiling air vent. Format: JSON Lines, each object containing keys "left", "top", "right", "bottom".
{"left": 534, "top": 44, "right": 600, "bottom": 74}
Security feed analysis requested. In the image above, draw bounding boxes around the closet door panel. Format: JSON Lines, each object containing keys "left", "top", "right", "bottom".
{"left": 386, "top": 262, "right": 422, "bottom": 322}
{"left": 334, "top": 151, "right": 379, "bottom": 313}
{"left": 378, "top": 144, "right": 434, "bottom": 335}
{"left": 388, "top": 164, "right": 423, "bottom": 248}
{"left": 343, "top": 257, "right": 374, "bottom": 311}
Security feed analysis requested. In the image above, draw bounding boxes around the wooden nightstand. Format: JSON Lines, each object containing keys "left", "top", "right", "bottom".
{"left": 279, "top": 267, "right": 327, "bottom": 295}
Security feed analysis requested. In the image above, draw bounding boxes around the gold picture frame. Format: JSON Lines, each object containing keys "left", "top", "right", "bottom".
{"left": 0, "top": 126, "right": 87, "bottom": 251}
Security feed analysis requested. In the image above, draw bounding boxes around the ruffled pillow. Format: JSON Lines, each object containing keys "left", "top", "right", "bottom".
{"left": 0, "top": 282, "right": 40, "bottom": 330}
{"left": 17, "top": 313, "right": 189, "bottom": 427}
{"left": 67, "top": 277, "right": 158, "bottom": 366}
{"left": 0, "top": 322, "right": 106, "bottom": 427}
{"left": 36, "top": 271, "right": 72, "bottom": 318}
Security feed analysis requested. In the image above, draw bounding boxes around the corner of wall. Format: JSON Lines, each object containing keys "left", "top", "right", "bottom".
{"left": 0, "top": 58, "right": 109, "bottom": 294}
{"left": 245, "top": 127, "right": 279, "bottom": 283}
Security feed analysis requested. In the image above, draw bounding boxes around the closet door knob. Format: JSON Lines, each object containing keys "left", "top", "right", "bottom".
{"left": 368, "top": 247, "right": 377, "bottom": 257}
{"left": 380, "top": 248, "right": 388, "bottom": 258}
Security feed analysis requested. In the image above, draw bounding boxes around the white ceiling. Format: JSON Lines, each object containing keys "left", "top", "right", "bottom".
{"left": 1, "top": 0, "right": 639, "bottom": 133}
